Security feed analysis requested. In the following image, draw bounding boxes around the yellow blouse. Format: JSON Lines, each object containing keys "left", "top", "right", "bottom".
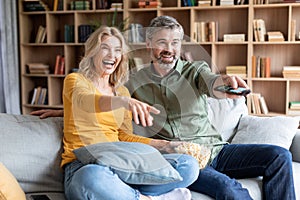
{"left": 61, "top": 73, "right": 151, "bottom": 167}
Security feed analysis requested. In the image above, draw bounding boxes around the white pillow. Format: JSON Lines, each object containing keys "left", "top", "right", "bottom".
{"left": 207, "top": 97, "right": 248, "bottom": 142}
{"left": 231, "top": 115, "right": 299, "bottom": 149}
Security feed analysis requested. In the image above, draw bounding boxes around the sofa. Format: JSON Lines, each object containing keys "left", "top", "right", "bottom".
{"left": 0, "top": 97, "right": 299, "bottom": 200}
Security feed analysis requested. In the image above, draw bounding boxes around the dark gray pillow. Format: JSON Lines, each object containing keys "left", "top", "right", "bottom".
{"left": 73, "top": 142, "right": 182, "bottom": 185}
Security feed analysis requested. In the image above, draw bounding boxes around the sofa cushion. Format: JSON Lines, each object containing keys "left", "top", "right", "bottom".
{"left": 0, "top": 162, "right": 26, "bottom": 200}
{"left": 207, "top": 97, "right": 248, "bottom": 142}
{"left": 73, "top": 142, "right": 183, "bottom": 185}
{"left": 0, "top": 114, "right": 64, "bottom": 193}
{"left": 231, "top": 115, "right": 298, "bottom": 149}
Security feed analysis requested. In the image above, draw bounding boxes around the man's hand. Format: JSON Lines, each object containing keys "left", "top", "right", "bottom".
{"left": 30, "top": 109, "right": 64, "bottom": 119}
{"left": 213, "top": 75, "right": 250, "bottom": 99}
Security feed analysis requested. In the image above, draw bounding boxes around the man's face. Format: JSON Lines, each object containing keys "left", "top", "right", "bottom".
{"left": 147, "top": 28, "right": 182, "bottom": 70}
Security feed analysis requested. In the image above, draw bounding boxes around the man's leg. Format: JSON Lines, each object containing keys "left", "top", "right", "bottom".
{"left": 189, "top": 144, "right": 295, "bottom": 200}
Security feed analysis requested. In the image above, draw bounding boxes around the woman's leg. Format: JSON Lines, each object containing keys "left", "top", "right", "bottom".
{"left": 135, "top": 154, "right": 199, "bottom": 196}
{"left": 64, "top": 160, "right": 140, "bottom": 200}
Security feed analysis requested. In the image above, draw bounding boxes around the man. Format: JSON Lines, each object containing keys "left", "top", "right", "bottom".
{"left": 125, "top": 16, "right": 295, "bottom": 200}
{"left": 32, "top": 16, "right": 295, "bottom": 199}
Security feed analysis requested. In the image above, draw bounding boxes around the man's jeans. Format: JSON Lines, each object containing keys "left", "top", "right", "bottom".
{"left": 189, "top": 144, "right": 296, "bottom": 200}
{"left": 64, "top": 154, "right": 199, "bottom": 200}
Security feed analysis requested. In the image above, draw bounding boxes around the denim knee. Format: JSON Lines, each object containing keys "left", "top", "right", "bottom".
{"left": 164, "top": 154, "right": 200, "bottom": 186}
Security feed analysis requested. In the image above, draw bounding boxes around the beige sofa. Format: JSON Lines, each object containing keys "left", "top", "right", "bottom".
{"left": 0, "top": 97, "right": 299, "bottom": 200}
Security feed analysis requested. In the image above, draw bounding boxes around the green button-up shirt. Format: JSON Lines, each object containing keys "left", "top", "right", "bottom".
{"left": 126, "top": 59, "right": 226, "bottom": 161}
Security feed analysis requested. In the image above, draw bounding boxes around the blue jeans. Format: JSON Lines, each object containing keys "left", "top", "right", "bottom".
{"left": 189, "top": 144, "right": 295, "bottom": 200}
{"left": 64, "top": 154, "right": 199, "bottom": 200}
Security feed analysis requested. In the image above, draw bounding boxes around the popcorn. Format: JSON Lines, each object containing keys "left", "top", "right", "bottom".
{"left": 175, "top": 142, "right": 211, "bottom": 169}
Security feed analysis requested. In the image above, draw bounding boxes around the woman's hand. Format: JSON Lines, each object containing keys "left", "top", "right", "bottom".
{"left": 149, "top": 139, "right": 186, "bottom": 153}
{"left": 128, "top": 97, "right": 160, "bottom": 127}
{"left": 30, "top": 109, "right": 64, "bottom": 119}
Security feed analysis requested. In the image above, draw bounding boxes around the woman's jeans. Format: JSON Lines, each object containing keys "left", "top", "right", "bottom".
{"left": 189, "top": 144, "right": 296, "bottom": 200}
{"left": 64, "top": 154, "right": 199, "bottom": 200}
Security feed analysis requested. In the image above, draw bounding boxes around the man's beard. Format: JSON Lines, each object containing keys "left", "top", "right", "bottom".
{"left": 155, "top": 51, "right": 179, "bottom": 70}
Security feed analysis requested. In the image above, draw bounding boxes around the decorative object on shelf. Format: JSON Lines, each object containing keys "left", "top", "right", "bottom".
{"left": 110, "top": 3, "right": 123, "bottom": 10}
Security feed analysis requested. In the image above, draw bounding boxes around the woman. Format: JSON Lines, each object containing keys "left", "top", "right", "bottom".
{"left": 61, "top": 26, "right": 199, "bottom": 200}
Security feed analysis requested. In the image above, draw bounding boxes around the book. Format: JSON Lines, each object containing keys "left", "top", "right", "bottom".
{"left": 54, "top": 55, "right": 61, "bottom": 75}
{"left": 59, "top": 56, "right": 65, "bottom": 75}
{"left": 223, "top": 34, "right": 245, "bottom": 42}
{"left": 259, "top": 96, "right": 269, "bottom": 114}
{"left": 30, "top": 88, "right": 38, "bottom": 105}
{"left": 53, "top": 0, "right": 59, "bottom": 11}
{"left": 35, "top": 25, "right": 46, "bottom": 43}
{"left": 34, "top": 86, "right": 42, "bottom": 105}
{"left": 252, "top": 55, "right": 257, "bottom": 77}
{"left": 291, "top": 20, "right": 296, "bottom": 42}
{"left": 256, "top": 19, "right": 266, "bottom": 42}
{"left": 253, "top": 19, "right": 259, "bottom": 42}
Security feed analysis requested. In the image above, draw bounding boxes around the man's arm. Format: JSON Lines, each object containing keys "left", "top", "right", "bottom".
{"left": 30, "top": 109, "right": 64, "bottom": 119}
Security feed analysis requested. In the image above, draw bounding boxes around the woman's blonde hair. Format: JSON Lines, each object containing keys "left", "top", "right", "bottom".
{"left": 79, "top": 26, "right": 129, "bottom": 87}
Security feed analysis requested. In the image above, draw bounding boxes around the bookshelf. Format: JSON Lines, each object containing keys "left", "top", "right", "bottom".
{"left": 18, "top": 0, "right": 300, "bottom": 116}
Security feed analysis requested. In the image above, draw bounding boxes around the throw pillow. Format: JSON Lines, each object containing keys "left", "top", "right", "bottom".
{"left": 73, "top": 142, "right": 183, "bottom": 185}
{"left": 231, "top": 115, "right": 299, "bottom": 149}
{"left": 0, "top": 163, "right": 26, "bottom": 200}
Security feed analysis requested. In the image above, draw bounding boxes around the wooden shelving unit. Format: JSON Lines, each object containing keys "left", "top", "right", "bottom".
{"left": 18, "top": 0, "right": 300, "bottom": 115}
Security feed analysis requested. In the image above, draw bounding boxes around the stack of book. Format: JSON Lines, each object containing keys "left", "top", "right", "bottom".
{"left": 220, "top": 0, "right": 234, "bottom": 5}
{"left": 223, "top": 34, "right": 245, "bottom": 42}
{"left": 23, "top": 0, "right": 49, "bottom": 11}
{"left": 30, "top": 86, "right": 48, "bottom": 105}
{"left": 70, "top": 1, "right": 90, "bottom": 10}
{"left": 226, "top": 65, "right": 247, "bottom": 79}
{"left": 267, "top": 31, "right": 284, "bottom": 42}
{"left": 289, "top": 101, "right": 300, "bottom": 110}
{"left": 138, "top": 0, "right": 162, "bottom": 8}
{"left": 250, "top": 93, "right": 269, "bottom": 115}
{"left": 194, "top": 21, "right": 217, "bottom": 42}
{"left": 197, "top": 0, "right": 211, "bottom": 6}
{"left": 110, "top": 3, "right": 123, "bottom": 10}
{"left": 27, "top": 63, "right": 50, "bottom": 74}
{"left": 282, "top": 66, "right": 300, "bottom": 78}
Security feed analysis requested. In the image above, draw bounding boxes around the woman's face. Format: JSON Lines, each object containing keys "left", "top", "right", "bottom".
{"left": 94, "top": 35, "right": 122, "bottom": 76}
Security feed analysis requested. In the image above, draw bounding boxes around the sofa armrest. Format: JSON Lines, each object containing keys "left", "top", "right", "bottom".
{"left": 290, "top": 130, "right": 300, "bottom": 162}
